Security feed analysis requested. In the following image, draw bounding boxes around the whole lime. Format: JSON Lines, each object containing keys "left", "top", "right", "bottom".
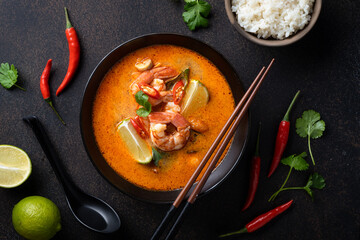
{"left": 12, "top": 196, "right": 61, "bottom": 240}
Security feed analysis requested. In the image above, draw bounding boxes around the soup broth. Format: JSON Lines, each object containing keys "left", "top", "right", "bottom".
{"left": 92, "top": 45, "right": 235, "bottom": 191}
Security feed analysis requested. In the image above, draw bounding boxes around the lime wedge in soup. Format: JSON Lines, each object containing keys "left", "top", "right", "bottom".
{"left": 181, "top": 79, "right": 209, "bottom": 116}
{"left": 117, "top": 119, "right": 152, "bottom": 164}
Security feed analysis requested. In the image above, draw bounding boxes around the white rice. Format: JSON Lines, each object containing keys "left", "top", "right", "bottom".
{"left": 231, "top": 0, "right": 315, "bottom": 40}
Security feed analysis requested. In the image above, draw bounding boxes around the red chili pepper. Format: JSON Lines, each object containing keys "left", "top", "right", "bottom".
{"left": 139, "top": 84, "right": 160, "bottom": 99}
{"left": 135, "top": 115, "right": 149, "bottom": 137}
{"left": 242, "top": 123, "right": 261, "bottom": 211}
{"left": 56, "top": 7, "right": 80, "bottom": 96}
{"left": 173, "top": 80, "right": 184, "bottom": 105}
{"left": 130, "top": 117, "right": 148, "bottom": 138}
{"left": 268, "top": 91, "right": 300, "bottom": 178}
{"left": 219, "top": 200, "right": 293, "bottom": 237}
{"left": 40, "top": 59, "right": 65, "bottom": 125}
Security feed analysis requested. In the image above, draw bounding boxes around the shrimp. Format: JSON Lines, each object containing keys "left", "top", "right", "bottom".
{"left": 160, "top": 91, "right": 174, "bottom": 103}
{"left": 129, "top": 60, "right": 179, "bottom": 94}
{"left": 129, "top": 60, "right": 180, "bottom": 107}
{"left": 135, "top": 57, "right": 153, "bottom": 71}
{"left": 151, "top": 79, "right": 166, "bottom": 91}
{"left": 130, "top": 71, "right": 155, "bottom": 95}
{"left": 150, "top": 66, "right": 179, "bottom": 80}
{"left": 187, "top": 117, "right": 209, "bottom": 133}
{"left": 130, "top": 68, "right": 176, "bottom": 94}
{"left": 139, "top": 81, "right": 173, "bottom": 107}
{"left": 148, "top": 112, "right": 190, "bottom": 151}
{"left": 147, "top": 96, "right": 162, "bottom": 106}
{"left": 164, "top": 102, "right": 181, "bottom": 113}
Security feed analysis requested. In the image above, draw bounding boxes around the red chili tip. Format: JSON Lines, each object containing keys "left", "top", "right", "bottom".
{"left": 267, "top": 168, "right": 274, "bottom": 178}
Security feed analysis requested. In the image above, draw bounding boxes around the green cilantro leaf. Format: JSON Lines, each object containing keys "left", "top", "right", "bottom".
{"left": 309, "top": 172, "right": 326, "bottom": 189}
{"left": 0, "top": 63, "right": 25, "bottom": 90}
{"left": 281, "top": 152, "right": 309, "bottom": 171}
{"left": 296, "top": 110, "right": 325, "bottom": 138}
{"left": 152, "top": 147, "right": 163, "bottom": 166}
{"left": 270, "top": 169, "right": 326, "bottom": 201}
{"left": 182, "top": 0, "right": 211, "bottom": 31}
{"left": 135, "top": 91, "right": 152, "bottom": 117}
{"left": 304, "top": 173, "right": 326, "bottom": 200}
{"left": 269, "top": 152, "right": 309, "bottom": 201}
{"left": 304, "top": 187, "right": 313, "bottom": 199}
{"left": 296, "top": 110, "right": 325, "bottom": 165}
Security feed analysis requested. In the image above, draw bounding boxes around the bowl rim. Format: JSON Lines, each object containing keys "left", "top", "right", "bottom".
{"left": 224, "top": 0, "right": 322, "bottom": 47}
{"left": 80, "top": 33, "right": 250, "bottom": 204}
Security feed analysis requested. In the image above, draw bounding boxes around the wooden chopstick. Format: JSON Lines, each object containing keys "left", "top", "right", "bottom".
{"left": 151, "top": 58, "right": 275, "bottom": 240}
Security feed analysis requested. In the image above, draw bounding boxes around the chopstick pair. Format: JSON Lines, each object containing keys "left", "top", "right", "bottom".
{"left": 151, "top": 58, "right": 275, "bottom": 240}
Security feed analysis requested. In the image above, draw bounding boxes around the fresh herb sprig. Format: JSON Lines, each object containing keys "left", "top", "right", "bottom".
{"left": 0, "top": 63, "right": 25, "bottom": 91}
{"left": 135, "top": 91, "right": 152, "bottom": 117}
{"left": 296, "top": 110, "right": 325, "bottom": 165}
{"left": 301, "top": 173, "right": 326, "bottom": 199}
{"left": 269, "top": 152, "right": 325, "bottom": 201}
{"left": 269, "top": 152, "right": 308, "bottom": 201}
{"left": 182, "top": 0, "right": 211, "bottom": 31}
{"left": 152, "top": 147, "right": 163, "bottom": 166}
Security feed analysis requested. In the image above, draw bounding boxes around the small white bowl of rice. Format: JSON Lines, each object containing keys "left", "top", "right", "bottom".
{"left": 225, "top": 0, "right": 322, "bottom": 46}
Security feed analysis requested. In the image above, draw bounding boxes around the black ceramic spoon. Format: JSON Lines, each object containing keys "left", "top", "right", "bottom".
{"left": 23, "top": 115, "right": 121, "bottom": 233}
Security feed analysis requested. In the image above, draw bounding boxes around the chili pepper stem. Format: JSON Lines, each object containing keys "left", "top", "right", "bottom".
{"left": 269, "top": 167, "right": 293, "bottom": 201}
{"left": 14, "top": 83, "right": 26, "bottom": 91}
{"left": 64, "top": 7, "right": 73, "bottom": 29}
{"left": 283, "top": 90, "right": 300, "bottom": 121}
{"left": 308, "top": 134, "right": 315, "bottom": 165}
{"left": 219, "top": 227, "right": 247, "bottom": 237}
{"left": 46, "top": 99, "right": 66, "bottom": 125}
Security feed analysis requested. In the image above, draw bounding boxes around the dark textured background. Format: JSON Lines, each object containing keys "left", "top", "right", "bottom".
{"left": 0, "top": 1, "right": 359, "bottom": 239}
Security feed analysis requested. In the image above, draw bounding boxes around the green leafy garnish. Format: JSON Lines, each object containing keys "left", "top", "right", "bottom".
{"left": 135, "top": 91, "right": 152, "bottom": 117}
{"left": 269, "top": 152, "right": 309, "bottom": 201}
{"left": 181, "top": 68, "right": 189, "bottom": 87}
{"left": 303, "top": 173, "right": 326, "bottom": 199}
{"left": 166, "top": 68, "right": 190, "bottom": 90}
{"left": 296, "top": 110, "right": 325, "bottom": 165}
{"left": 269, "top": 153, "right": 326, "bottom": 201}
{"left": 0, "top": 63, "right": 25, "bottom": 91}
{"left": 182, "top": 0, "right": 211, "bottom": 31}
{"left": 152, "top": 147, "right": 163, "bottom": 166}
{"left": 281, "top": 152, "right": 309, "bottom": 171}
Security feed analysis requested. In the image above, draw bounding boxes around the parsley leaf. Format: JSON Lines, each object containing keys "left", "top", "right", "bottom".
{"left": 152, "top": 147, "right": 163, "bottom": 166}
{"left": 182, "top": 0, "right": 211, "bottom": 31}
{"left": 0, "top": 63, "right": 25, "bottom": 91}
{"left": 296, "top": 110, "right": 325, "bottom": 165}
{"left": 135, "top": 91, "right": 152, "bottom": 117}
{"left": 281, "top": 152, "right": 308, "bottom": 171}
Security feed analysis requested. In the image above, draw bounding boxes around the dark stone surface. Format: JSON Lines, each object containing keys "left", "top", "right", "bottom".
{"left": 0, "top": 1, "right": 359, "bottom": 239}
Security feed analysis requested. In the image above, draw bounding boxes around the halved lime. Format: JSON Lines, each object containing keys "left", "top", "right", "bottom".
{"left": 117, "top": 119, "right": 152, "bottom": 164}
{"left": 0, "top": 145, "right": 32, "bottom": 188}
{"left": 181, "top": 79, "right": 210, "bottom": 116}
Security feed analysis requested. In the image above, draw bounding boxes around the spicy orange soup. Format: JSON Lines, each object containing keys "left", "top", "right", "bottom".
{"left": 92, "top": 45, "right": 235, "bottom": 191}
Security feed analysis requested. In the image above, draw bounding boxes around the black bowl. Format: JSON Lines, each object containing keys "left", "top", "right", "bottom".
{"left": 80, "top": 33, "right": 249, "bottom": 203}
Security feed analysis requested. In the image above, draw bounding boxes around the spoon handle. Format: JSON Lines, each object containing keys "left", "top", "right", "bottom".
{"left": 23, "top": 115, "right": 77, "bottom": 196}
